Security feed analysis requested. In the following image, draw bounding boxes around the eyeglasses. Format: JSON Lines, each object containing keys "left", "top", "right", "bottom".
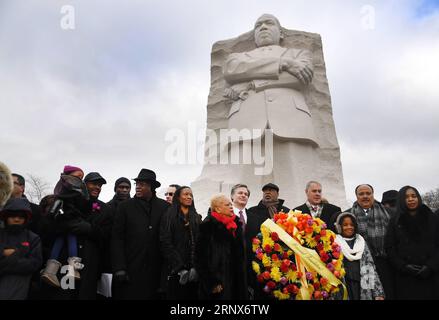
{"left": 165, "top": 192, "right": 174, "bottom": 196}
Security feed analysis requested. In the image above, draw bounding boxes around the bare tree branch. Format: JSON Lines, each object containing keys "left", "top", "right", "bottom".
{"left": 26, "top": 174, "right": 51, "bottom": 203}
{"left": 422, "top": 187, "right": 439, "bottom": 212}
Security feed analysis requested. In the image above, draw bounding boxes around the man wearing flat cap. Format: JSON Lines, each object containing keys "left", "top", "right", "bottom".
{"left": 245, "top": 183, "right": 290, "bottom": 299}
{"left": 111, "top": 168, "right": 169, "bottom": 299}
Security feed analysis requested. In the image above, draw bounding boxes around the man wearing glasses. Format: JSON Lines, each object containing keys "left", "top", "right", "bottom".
{"left": 164, "top": 184, "right": 180, "bottom": 204}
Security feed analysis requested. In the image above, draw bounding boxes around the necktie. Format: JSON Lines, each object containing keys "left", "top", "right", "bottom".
{"left": 239, "top": 210, "right": 246, "bottom": 233}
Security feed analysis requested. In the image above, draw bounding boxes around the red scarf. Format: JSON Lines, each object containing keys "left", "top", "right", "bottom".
{"left": 211, "top": 211, "right": 237, "bottom": 237}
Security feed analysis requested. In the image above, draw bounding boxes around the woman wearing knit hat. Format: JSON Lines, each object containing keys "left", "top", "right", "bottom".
{"left": 335, "top": 212, "right": 384, "bottom": 300}
{"left": 40, "top": 166, "right": 88, "bottom": 288}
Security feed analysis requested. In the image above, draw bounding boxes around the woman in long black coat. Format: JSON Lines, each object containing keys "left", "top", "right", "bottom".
{"left": 194, "top": 194, "right": 248, "bottom": 300}
{"left": 386, "top": 185, "right": 439, "bottom": 300}
{"left": 160, "top": 186, "right": 201, "bottom": 299}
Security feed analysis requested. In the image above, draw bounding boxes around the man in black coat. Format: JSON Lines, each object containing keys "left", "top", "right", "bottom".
{"left": 246, "top": 183, "right": 290, "bottom": 299}
{"left": 111, "top": 169, "right": 169, "bottom": 300}
{"left": 294, "top": 181, "right": 341, "bottom": 232}
{"left": 107, "top": 177, "right": 131, "bottom": 211}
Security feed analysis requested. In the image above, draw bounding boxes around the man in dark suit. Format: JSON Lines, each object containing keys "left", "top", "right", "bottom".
{"left": 294, "top": 181, "right": 341, "bottom": 232}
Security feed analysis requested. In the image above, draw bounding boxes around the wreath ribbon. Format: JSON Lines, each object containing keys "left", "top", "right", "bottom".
{"left": 262, "top": 219, "right": 348, "bottom": 300}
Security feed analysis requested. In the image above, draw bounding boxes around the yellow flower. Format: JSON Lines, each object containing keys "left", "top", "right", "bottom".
{"left": 252, "top": 261, "right": 261, "bottom": 275}
{"left": 252, "top": 243, "right": 259, "bottom": 253}
{"left": 262, "top": 255, "right": 272, "bottom": 267}
{"left": 273, "top": 290, "right": 290, "bottom": 300}
{"left": 270, "top": 267, "right": 282, "bottom": 282}
{"left": 262, "top": 238, "right": 274, "bottom": 248}
{"left": 272, "top": 259, "right": 282, "bottom": 268}
{"left": 286, "top": 270, "right": 298, "bottom": 282}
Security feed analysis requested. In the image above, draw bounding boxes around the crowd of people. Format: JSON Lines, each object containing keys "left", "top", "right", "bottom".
{"left": 0, "top": 161, "right": 438, "bottom": 300}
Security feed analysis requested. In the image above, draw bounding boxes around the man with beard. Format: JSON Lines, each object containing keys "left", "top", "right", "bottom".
{"left": 111, "top": 168, "right": 169, "bottom": 299}
{"left": 0, "top": 198, "right": 42, "bottom": 299}
{"left": 107, "top": 177, "right": 131, "bottom": 211}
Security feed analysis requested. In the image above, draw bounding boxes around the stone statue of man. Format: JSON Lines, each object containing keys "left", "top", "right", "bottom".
{"left": 191, "top": 14, "right": 347, "bottom": 214}
{"left": 223, "top": 14, "right": 317, "bottom": 145}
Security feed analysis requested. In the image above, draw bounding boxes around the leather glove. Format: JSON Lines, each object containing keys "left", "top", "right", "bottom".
{"left": 178, "top": 269, "right": 189, "bottom": 285}
{"left": 188, "top": 268, "right": 198, "bottom": 282}
{"left": 403, "top": 264, "right": 422, "bottom": 276}
{"left": 417, "top": 266, "right": 432, "bottom": 279}
{"left": 69, "top": 220, "right": 92, "bottom": 236}
{"left": 113, "top": 270, "right": 130, "bottom": 284}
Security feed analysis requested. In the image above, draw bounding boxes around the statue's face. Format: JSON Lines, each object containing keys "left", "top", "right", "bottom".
{"left": 254, "top": 15, "right": 281, "bottom": 47}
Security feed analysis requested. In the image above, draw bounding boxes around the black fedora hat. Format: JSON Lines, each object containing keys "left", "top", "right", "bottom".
{"left": 133, "top": 169, "right": 161, "bottom": 189}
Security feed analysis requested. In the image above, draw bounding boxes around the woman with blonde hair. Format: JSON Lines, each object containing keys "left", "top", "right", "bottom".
{"left": 194, "top": 194, "right": 248, "bottom": 300}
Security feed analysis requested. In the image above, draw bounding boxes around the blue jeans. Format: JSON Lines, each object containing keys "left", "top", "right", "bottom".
{"left": 50, "top": 234, "right": 78, "bottom": 259}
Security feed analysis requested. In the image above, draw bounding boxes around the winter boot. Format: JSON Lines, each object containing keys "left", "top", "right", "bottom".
{"left": 67, "top": 257, "right": 84, "bottom": 280}
{"left": 40, "top": 259, "right": 62, "bottom": 287}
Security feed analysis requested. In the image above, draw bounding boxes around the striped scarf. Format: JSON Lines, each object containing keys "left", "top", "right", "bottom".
{"left": 350, "top": 201, "right": 390, "bottom": 258}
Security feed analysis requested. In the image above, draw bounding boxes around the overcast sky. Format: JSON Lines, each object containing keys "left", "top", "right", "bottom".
{"left": 1, "top": 0, "right": 438, "bottom": 205}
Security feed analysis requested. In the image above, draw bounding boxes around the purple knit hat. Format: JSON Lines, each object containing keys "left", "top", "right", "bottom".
{"left": 63, "top": 165, "right": 84, "bottom": 175}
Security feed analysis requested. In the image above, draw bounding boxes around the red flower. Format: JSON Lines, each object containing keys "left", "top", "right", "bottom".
{"left": 21, "top": 242, "right": 29, "bottom": 247}
{"left": 282, "top": 259, "right": 291, "bottom": 267}
{"left": 314, "top": 291, "right": 322, "bottom": 299}
{"left": 320, "top": 252, "right": 330, "bottom": 262}
{"left": 271, "top": 232, "right": 279, "bottom": 242}
{"left": 256, "top": 253, "right": 263, "bottom": 260}
{"left": 333, "top": 251, "right": 340, "bottom": 259}
{"left": 320, "top": 230, "right": 326, "bottom": 236}
{"left": 252, "top": 238, "right": 261, "bottom": 245}
{"left": 282, "top": 252, "right": 289, "bottom": 259}
{"left": 315, "top": 235, "right": 321, "bottom": 241}
{"left": 287, "top": 284, "right": 299, "bottom": 294}
{"left": 257, "top": 274, "right": 265, "bottom": 283}
{"left": 280, "top": 264, "right": 289, "bottom": 273}
{"left": 262, "top": 271, "right": 271, "bottom": 280}
{"left": 264, "top": 245, "right": 272, "bottom": 253}
{"left": 273, "top": 243, "right": 281, "bottom": 252}
{"left": 272, "top": 254, "right": 279, "bottom": 261}
{"left": 267, "top": 281, "right": 276, "bottom": 290}
{"left": 305, "top": 227, "right": 313, "bottom": 234}
{"left": 313, "top": 282, "right": 320, "bottom": 291}
{"left": 316, "top": 243, "right": 324, "bottom": 251}
{"left": 320, "top": 278, "right": 328, "bottom": 286}
{"left": 291, "top": 263, "right": 297, "bottom": 271}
